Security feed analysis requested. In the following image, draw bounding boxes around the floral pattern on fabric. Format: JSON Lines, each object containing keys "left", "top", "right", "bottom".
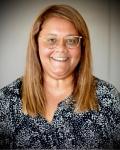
{"left": 0, "top": 77, "right": 120, "bottom": 149}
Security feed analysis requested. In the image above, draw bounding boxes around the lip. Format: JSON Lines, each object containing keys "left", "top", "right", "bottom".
{"left": 51, "top": 57, "right": 68, "bottom": 62}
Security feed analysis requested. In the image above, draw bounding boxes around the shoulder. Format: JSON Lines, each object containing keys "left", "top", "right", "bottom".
{"left": 0, "top": 77, "right": 22, "bottom": 97}
{"left": 94, "top": 77, "right": 120, "bottom": 147}
{"left": 0, "top": 77, "right": 22, "bottom": 112}
{"left": 0, "top": 77, "right": 22, "bottom": 148}
{"left": 95, "top": 77, "right": 120, "bottom": 111}
{"left": 95, "top": 77, "right": 119, "bottom": 97}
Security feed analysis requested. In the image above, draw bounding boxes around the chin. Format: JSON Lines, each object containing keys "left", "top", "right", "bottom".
{"left": 51, "top": 72, "right": 71, "bottom": 79}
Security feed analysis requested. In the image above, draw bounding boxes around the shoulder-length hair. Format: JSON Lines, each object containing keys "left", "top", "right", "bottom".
{"left": 22, "top": 4, "right": 98, "bottom": 117}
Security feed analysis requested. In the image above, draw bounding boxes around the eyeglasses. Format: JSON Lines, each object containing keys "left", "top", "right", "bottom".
{"left": 39, "top": 35, "right": 82, "bottom": 49}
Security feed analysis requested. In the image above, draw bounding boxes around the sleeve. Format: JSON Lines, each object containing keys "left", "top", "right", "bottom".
{"left": 0, "top": 87, "right": 15, "bottom": 149}
{"left": 96, "top": 78, "right": 120, "bottom": 148}
{"left": 109, "top": 85, "right": 120, "bottom": 148}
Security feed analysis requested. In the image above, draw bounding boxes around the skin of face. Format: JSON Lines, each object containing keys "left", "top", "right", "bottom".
{"left": 38, "top": 17, "right": 81, "bottom": 80}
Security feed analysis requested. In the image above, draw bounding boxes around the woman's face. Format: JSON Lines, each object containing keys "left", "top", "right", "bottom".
{"left": 38, "top": 17, "right": 81, "bottom": 80}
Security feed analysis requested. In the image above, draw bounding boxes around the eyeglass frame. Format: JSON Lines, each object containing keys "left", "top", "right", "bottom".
{"left": 38, "top": 35, "right": 82, "bottom": 49}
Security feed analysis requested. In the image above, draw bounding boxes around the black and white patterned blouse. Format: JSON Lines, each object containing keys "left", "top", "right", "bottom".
{"left": 0, "top": 77, "right": 120, "bottom": 149}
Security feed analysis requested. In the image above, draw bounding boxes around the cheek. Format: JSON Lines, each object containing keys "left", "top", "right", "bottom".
{"left": 71, "top": 49, "right": 81, "bottom": 61}
{"left": 38, "top": 45, "right": 53, "bottom": 59}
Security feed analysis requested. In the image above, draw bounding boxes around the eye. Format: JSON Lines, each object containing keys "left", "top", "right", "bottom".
{"left": 66, "top": 37, "right": 78, "bottom": 45}
{"left": 46, "top": 37, "right": 57, "bottom": 45}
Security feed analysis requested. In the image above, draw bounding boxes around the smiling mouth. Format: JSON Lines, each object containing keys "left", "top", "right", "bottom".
{"left": 51, "top": 57, "right": 68, "bottom": 62}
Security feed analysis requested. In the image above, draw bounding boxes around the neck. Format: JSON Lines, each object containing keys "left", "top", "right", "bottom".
{"left": 44, "top": 74, "right": 74, "bottom": 100}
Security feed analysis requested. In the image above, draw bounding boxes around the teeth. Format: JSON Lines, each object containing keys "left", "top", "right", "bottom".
{"left": 52, "top": 57, "right": 68, "bottom": 61}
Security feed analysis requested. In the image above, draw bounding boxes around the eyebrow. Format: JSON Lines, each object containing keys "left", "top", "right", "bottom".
{"left": 45, "top": 33, "right": 79, "bottom": 36}
{"left": 46, "top": 34, "right": 57, "bottom": 36}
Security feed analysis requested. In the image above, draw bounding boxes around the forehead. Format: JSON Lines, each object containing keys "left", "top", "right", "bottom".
{"left": 40, "top": 16, "right": 78, "bottom": 35}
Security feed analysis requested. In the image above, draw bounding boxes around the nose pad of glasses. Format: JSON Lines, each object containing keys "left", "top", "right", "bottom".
{"left": 53, "top": 39, "right": 67, "bottom": 50}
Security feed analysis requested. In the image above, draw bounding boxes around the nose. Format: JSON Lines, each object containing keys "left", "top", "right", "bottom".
{"left": 55, "top": 39, "right": 67, "bottom": 52}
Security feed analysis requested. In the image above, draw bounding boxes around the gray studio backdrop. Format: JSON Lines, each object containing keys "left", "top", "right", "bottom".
{"left": 0, "top": 0, "right": 120, "bottom": 91}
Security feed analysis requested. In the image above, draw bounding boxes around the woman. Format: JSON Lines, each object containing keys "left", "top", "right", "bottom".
{"left": 0, "top": 4, "right": 120, "bottom": 149}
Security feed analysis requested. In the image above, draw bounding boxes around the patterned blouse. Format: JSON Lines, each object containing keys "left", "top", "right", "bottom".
{"left": 0, "top": 77, "right": 120, "bottom": 149}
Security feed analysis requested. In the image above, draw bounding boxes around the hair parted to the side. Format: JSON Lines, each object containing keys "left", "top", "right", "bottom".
{"left": 22, "top": 4, "right": 99, "bottom": 117}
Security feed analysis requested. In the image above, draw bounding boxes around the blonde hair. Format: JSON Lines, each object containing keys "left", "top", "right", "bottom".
{"left": 22, "top": 4, "right": 98, "bottom": 117}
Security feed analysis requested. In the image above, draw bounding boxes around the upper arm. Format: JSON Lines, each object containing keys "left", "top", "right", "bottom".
{"left": 111, "top": 87, "right": 120, "bottom": 148}
{"left": 0, "top": 88, "right": 14, "bottom": 149}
